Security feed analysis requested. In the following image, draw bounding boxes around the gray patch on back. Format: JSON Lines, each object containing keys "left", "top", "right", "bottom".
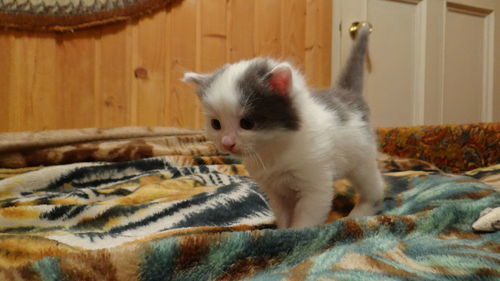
{"left": 313, "top": 87, "right": 370, "bottom": 122}
{"left": 312, "top": 89, "right": 349, "bottom": 122}
{"left": 237, "top": 59, "right": 300, "bottom": 131}
{"left": 336, "top": 87, "right": 370, "bottom": 121}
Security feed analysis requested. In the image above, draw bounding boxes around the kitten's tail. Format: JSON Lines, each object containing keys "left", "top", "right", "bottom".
{"left": 335, "top": 23, "right": 371, "bottom": 94}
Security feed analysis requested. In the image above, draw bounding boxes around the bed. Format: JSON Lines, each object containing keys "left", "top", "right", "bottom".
{"left": 0, "top": 123, "right": 498, "bottom": 280}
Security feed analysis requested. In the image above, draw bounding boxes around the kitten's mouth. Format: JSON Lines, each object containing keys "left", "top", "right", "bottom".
{"left": 221, "top": 147, "right": 242, "bottom": 156}
{"left": 228, "top": 150, "right": 242, "bottom": 157}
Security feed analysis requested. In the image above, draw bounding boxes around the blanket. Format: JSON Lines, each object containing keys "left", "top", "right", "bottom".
{"left": 0, "top": 125, "right": 499, "bottom": 280}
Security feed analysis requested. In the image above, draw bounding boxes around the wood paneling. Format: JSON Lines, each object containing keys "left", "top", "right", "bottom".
{"left": 131, "top": 12, "right": 168, "bottom": 127}
{"left": 228, "top": 0, "right": 255, "bottom": 61}
{"left": 0, "top": 32, "right": 11, "bottom": 132}
{"left": 0, "top": 0, "right": 332, "bottom": 132}
{"left": 305, "top": 0, "right": 332, "bottom": 88}
{"left": 255, "top": 0, "right": 282, "bottom": 58}
{"left": 169, "top": 0, "right": 199, "bottom": 128}
{"left": 56, "top": 30, "right": 98, "bottom": 129}
{"left": 9, "top": 34, "right": 60, "bottom": 131}
{"left": 283, "top": 0, "right": 306, "bottom": 70}
{"left": 98, "top": 25, "right": 133, "bottom": 127}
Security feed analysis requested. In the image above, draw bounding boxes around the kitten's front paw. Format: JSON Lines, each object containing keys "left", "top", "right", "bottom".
{"left": 348, "top": 201, "right": 381, "bottom": 217}
{"left": 274, "top": 220, "right": 288, "bottom": 229}
{"left": 473, "top": 207, "right": 500, "bottom": 232}
{"left": 480, "top": 208, "right": 494, "bottom": 217}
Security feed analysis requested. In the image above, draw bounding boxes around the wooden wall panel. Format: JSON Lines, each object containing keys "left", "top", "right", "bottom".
{"left": 283, "top": 0, "right": 306, "bottom": 71}
{"left": 10, "top": 35, "right": 60, "bottom": 131}
{"left": 198, "top": 0, "right": 228, "bottom": 125}
{"left": 0, "top": 33, "right": 11, "bottom": 132}
{"left": 56, "top": 30, "right": 98, "bottom": 129}
{"left": 305, "top": 0, "right": 332, "bottom": 88}
{"left": 36, "top": 37, "right": 60, "bottom": 130}
{"left": 0, "top": 0, "right": 332, "bottom": 132}
{"left": 131, "top": 12, "right": 168, "bottom": 126}
{"left": 200, "top": 0, "right": 228, "bottom": 71}
{"left": 169, "top": 0, "right": 199, "bottom": 128}
{"left": 228, "top": 0, "right": 255, "bottom": 61}
{"left": 98, "top": 25, "right": 133, "bottom": 127}
{"left": 255, "top": 0, "right": 282, "bottom": 58}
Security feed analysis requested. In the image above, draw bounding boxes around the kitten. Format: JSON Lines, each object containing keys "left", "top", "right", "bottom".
{"left": 183, "top": 25, "right": 384, "bottom": 229}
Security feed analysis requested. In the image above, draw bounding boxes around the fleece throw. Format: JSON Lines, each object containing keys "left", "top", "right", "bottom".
{"left": 0, "top": 125, "right": 498, "bottom": 280}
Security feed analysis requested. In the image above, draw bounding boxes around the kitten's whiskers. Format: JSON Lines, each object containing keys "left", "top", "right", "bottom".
{"left": 242, "top": 147, "right": 266, "bottom": 171}
{"left": 251, "top": 150, "right": 267, "bottom": 171}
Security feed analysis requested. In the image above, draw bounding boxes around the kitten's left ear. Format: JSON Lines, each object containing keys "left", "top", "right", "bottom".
{"left": 267, "top": 63, "right": 292, "bottom": 97}
{"left": 182, "top": 72, "right": 211, "bottom": 88}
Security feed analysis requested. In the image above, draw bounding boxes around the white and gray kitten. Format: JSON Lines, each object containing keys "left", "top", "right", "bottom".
{"left": 183, "top": 25, "right": 384, "bottom": 229}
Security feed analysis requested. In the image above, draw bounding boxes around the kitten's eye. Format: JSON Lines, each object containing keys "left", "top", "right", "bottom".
{"left": 211, "top": 119, "right": 221, "bottom": 130}
{"left": 240, "top": 118, "right": 254, "bottom": 130}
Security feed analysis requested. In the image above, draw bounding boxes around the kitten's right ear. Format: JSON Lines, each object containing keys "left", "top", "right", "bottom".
{"left": 267, "top": 63, "right": 292, "bottom": 97}
{"left": 182, "top": 72, "right": 211, "bottom": 88}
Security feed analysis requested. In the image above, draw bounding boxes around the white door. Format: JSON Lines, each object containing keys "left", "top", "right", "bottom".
{"left": 332, "top": 0, "right": 500, "bottom": 127}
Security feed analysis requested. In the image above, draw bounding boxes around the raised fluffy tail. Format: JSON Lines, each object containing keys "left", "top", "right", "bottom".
{"left": 335, "top": 23, "right": 371, "bottom": 94}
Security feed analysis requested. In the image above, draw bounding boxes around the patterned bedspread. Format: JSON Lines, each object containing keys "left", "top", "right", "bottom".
{"left": 0, "top": 126, "right": 499, "bottom": 280}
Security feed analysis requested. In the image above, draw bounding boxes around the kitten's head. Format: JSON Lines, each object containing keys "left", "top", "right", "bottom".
{"left": 183, "top": 58, "right": 302, "bottom": 157}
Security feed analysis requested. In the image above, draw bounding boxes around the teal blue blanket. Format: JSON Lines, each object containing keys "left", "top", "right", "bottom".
{"left": 0, "top": 155, "right": 499, "bottom": 280}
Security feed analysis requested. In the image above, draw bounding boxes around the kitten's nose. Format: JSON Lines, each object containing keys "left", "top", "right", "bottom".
{"left": 222, "top": 136, "right": 236, "bottom": 152}
{"left": 223, "top": 143, "right": 235, "bottom": 151}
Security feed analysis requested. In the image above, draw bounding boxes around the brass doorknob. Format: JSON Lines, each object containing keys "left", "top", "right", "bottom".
{"left": 349, "top": 21, "right": 373, "bottom": 40}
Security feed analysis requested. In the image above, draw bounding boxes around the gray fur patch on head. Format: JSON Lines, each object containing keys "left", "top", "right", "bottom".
{"left": 237, "top": 59, "right": 300, "bottom": 131}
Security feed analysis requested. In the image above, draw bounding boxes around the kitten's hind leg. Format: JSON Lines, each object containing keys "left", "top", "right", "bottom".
{"left": 347, "top": 160, "right": 384, "bottom": 217}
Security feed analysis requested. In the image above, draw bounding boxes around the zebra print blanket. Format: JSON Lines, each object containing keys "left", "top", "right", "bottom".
{"left": 0, "top": 127, "right": 499, "bottom": 280}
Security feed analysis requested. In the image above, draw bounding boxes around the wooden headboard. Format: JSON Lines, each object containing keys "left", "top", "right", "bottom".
{"left": 0, "top": 0, "right": 332, "bottom": 132}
